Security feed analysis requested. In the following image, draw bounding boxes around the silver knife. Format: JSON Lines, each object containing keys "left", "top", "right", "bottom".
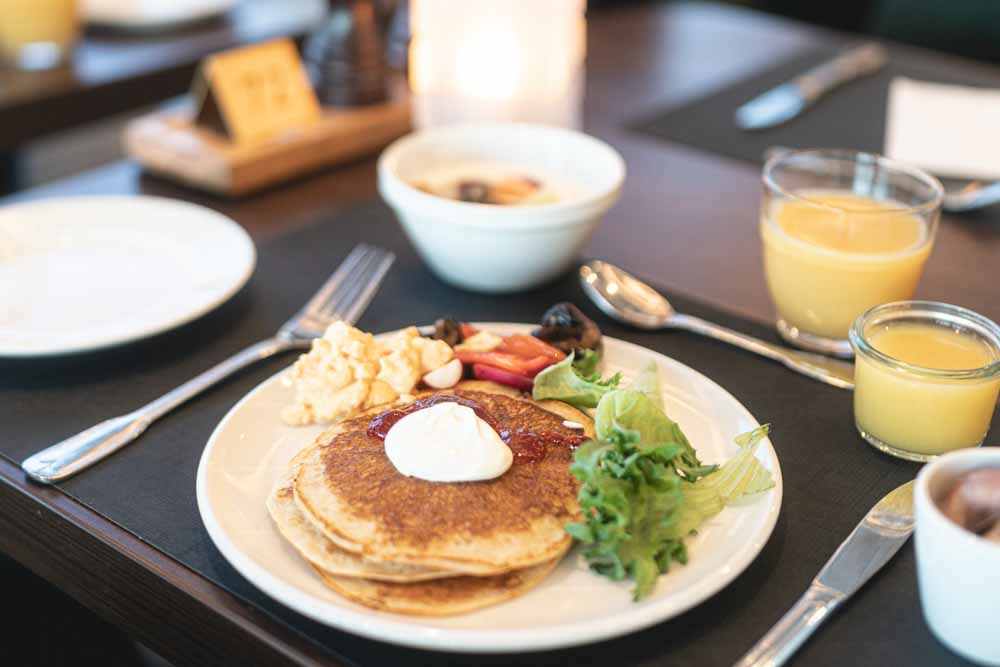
{"left": 735, "top": 480, "right": 914, "bottom": 667}
{"left": 735, "top": 43, "right": 888, "bottom": 130}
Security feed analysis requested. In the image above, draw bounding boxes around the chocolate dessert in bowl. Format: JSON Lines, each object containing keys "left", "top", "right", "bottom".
{"left": 915, "top": 448, "right": 1000, "bottom": 664}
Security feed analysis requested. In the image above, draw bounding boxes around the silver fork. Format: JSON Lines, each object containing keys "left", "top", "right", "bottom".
{"left": 22, "top": 243, "right": 395, "bottom": 485}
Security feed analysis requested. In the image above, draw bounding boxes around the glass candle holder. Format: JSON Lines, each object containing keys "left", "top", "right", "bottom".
{"left": 850, "top": 301, "right": 1000, "bottom": 462}
{"left": 408, "top": 0, "right": 585, "bottom": 129}
{"left": 760, "top": 149, "right": 943, "bottom": 357}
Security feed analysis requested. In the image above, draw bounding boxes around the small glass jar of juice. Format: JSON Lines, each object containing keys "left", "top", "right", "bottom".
{"left": 850, "top": 301, "right": 1000, "bottom": 461}
{"left": 761, "top": 149, "right": 943, "bottom": 357}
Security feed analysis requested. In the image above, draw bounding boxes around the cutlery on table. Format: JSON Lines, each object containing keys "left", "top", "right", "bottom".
{"left": 735, "top": 480, "right": 915, "bottom": 667}
{"left": 22, "top": 243, "right": 395, "bottom": 485}
{"left": 763, "top": 145, "right": 1000, "bottom": 213}
{"left": 580, "top": 260, "right": 855, "bottom": 390}
{"left": 735, "top": 43, "right": 888, "bottom": 130}
{"left": 939, "top": 180, "right": 1000, "bottom": 213}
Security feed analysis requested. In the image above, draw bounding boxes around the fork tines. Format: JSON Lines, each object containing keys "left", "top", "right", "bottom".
{"left": 285, "top": 244, "right": 395, "bottom": 335}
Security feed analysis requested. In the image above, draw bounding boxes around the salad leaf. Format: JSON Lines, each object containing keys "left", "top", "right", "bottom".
{"left": 531, "top": 350, "right": 621, "bottom": 408}
{"left": 566, "top": 426, "right": 688, "bottom": 600}
{"left": 699, "top": 424, "right": 775, "bottom": 502}
{"left": 569, "top": 394, "right": 776, "bottom": 600}
{"left": 629, "top": 362, "right": 663, "bottom": 411}
{"left": 594, "top": 389, "right": 716, "bottom": 480}
{"left": 571, "top": 348, "right": 601, "bottom": 377}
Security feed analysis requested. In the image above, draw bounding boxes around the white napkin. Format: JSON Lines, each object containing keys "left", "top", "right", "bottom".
{"left": 885, "top": 77, "right": 1000, "bottom": 180}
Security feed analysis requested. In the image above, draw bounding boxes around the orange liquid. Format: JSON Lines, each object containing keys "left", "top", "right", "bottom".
{"left": 761, "top": 190, "right": 932, "bottom": 339}
{"left": 855, "top": 323, "right": 1000, "bottom": 455}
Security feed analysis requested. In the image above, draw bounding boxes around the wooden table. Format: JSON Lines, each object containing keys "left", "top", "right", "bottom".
{"left": 0, "top": 0, "right": 324, "bottom": 150}
{"left": 3, "top": 2, "right": 998, "bottom": 665}
{"left": 0, "top": 0, "right": 323, "bottom": 193}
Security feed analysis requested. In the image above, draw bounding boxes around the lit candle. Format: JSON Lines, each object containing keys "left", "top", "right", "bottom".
{"left": 409, "top": 0, "right": 586, "bottom": 128}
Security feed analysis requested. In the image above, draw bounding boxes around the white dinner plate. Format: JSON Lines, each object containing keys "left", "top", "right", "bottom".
{"left": 0, "top": 196, "right": 255, "bottom": 357}
{"left": 81, "top": 0, "right": 237, "bottom": 30}
{"left": 197, "top": 324, "right": 782, "bottom": 653}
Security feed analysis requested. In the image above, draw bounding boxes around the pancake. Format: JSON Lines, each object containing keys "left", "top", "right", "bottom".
{"left": 267, "top": 447, "right": 453, "bottom": 582}
{"left": 310, "top": 555, "right": 562, "bottom": 616}
{"left": 293, "top": 381, "right": 591, "bottom": 574}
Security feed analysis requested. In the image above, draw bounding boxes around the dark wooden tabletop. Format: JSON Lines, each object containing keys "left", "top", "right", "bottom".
{"left": 3, "top": 2, "right": 999, "bottom": 665}
{"left": 0, "top": 0, "right": 324, "bottom": 150}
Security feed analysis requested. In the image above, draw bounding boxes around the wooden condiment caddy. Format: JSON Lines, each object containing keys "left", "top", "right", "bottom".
{"left": 125, "top": 39, "right": 410, "bottom": 197}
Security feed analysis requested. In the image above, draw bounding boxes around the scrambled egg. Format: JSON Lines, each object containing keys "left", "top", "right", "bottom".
{"left": 282, "top": 322, "right": 453, "bottom": 426}
{"left": 454, "top": 330, "right": 502, "bottom": 352}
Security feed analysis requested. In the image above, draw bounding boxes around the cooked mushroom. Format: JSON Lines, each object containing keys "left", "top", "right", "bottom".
{"left": 532, "top": 302, "right": 602, "bottom": 354}
{"left": 428, "top": 318, "right": 463, "bottom": 347}
{"left": 457, "top": 180, "right": 491, "bottom": 203}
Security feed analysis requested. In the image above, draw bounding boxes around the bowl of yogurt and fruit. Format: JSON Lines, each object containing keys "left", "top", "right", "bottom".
{"left": 377, "top": 122, "right": 625, "bottom": 293}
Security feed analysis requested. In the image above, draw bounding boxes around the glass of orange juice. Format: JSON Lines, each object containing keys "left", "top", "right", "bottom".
{"left": 0, "top": 0, "right": 79, "bottom": 70}
{"left": 760, "top": 149, "right": 943, "bottom": 356}
{"left": 850, "top": 301, "right": 1000, "bottom": 461}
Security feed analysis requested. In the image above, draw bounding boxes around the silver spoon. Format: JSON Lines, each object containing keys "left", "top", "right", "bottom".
{"left": 580, "top": 261, "right": 855, "bottom": 390}
{"left": 764, "top": 145, "right": 1000, "bottom": 213}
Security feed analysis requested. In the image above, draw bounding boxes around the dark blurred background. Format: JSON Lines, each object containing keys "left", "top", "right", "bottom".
{"left": 14, "top": 0, "right": 1000, "bottom": 193}
{"left": 615, "top": 0, "right": 1000, "bottom": 64}
{"left": 746, "top": 0, "right": 1000, "bottom": 64}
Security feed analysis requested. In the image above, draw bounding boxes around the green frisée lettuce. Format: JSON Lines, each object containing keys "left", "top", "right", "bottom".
{"left": 531, "top": 350, "right": 621, "bottom": 408}
{"left": 568, "top": 380, "right": 775, "bottom": 600}
{"left": 566, "top": 426, "right": 689, "bottom": 600}
{"left": 595, "top": 389, "right": 716, "bottom": 480}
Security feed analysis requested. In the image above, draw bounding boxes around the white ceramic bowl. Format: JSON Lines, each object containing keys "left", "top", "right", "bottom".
{"left": 377, "top": 123, "right": 625, "bottom": 293}
{"left": 915, "top": 447, "right": 1000, "bottom": 665}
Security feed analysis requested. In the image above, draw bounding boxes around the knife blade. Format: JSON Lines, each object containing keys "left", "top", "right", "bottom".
{"left": 734, "top": 480, "right": 914, "bottom": 667}
{"left": 735, "top": 43, "right": 888, "bottom": 130}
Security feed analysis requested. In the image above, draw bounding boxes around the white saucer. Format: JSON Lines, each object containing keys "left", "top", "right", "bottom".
{"left": 0, "top": 196, "right": 255, "bottom": 357}
{"left": 81, "top": 0, "right": 237, "bottom": 30}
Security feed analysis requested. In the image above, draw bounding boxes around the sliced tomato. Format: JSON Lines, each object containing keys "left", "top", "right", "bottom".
{"left": 453, "top": 350, "right": 556, "bottom": 377}
{"left": 496, "top": 334, "right": 566, "bottom": 361}
{"left": 471, "top": 364, "right": 534, "bottom": 391}
{"left": 459, "top": 322, "right": 479, "bottom": 339}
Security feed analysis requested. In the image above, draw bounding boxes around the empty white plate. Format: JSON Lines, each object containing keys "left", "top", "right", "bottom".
{"left": 81, "top": 0, "right": 237, "bottom": 30}
{"left": 0, "top": 195, "right": 255, "bottom": 357}
{"left": 197, "top": 324, "right": 782, "bottom": 652}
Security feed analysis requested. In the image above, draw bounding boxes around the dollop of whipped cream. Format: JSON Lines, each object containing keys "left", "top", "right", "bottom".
{"left": 383, "top": 402, "right": 512, "bottom": 482}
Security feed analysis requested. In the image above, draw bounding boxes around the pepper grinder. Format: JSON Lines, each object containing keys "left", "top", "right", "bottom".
{"left": 304, "top": 0, "right": 388, "bottom": 107}
{"left": 385, "top": 0, "right": 409, "bottom": 71}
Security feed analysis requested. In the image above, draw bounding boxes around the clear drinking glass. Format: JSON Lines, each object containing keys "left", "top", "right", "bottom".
{"left": 0, "top": 0, "right": 80, "bottom": 71}
{"left": 760, "top": 149, "right": 943, "bottom": 356}
{"left": 850, "top": 301, "right": 1000, "bottom": 462}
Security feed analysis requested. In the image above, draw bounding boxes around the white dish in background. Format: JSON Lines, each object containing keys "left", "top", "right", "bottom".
{"left": 197, "top": 324, "right": 782, "bottom": 653}
{"left": 81, "top": 0, "right": 236, "bottom": 30}
{"left": 378, "top": 123, "right": 625, "bottom": 294}
{"left": 915, "top": 448, "right": 1000, "bottom": 666}
{"left": 0, "top": 196, "right": 255, "bottom": 357}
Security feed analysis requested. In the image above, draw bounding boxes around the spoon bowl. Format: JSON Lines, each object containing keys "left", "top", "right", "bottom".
{"left": 580, "top": 260, "right": 855, "bottom": 390}
{"left": 581, "top": 260, "right": 672, "bottom": 328}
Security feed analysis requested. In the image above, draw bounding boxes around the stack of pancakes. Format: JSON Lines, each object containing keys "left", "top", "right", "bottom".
{"left": 267, "top": 381, "right": 593, "bottom": 615}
